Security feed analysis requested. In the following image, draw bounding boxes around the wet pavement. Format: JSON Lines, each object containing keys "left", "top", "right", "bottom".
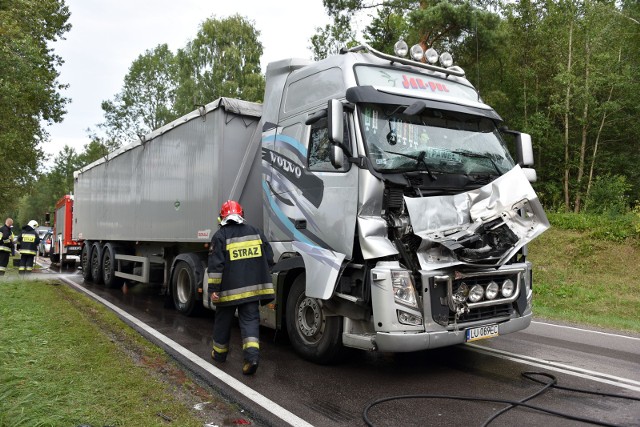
{"left": 45, "top": 261, "right": 640, "bottom": 427}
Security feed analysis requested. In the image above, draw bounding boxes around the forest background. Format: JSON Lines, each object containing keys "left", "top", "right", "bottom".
{"left": 1, "top": 0, "right": 639, "bottom": 232}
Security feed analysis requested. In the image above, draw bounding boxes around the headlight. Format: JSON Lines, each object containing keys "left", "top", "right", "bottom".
{"left": 391, "top": 270, "right": 418, "bottom": 308}
{"left": 485, "top": 281, "right": 499, "bottom": 300}
{"left": 468, "top": 284, "right": 484, "bottom": 303}
{"left": 501, "top": 279, "right": 515, "bottom": 298}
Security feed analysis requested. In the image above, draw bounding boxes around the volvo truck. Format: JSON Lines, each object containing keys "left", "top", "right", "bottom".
{"left": 74, "top": 43, "right": 549, "bottom": 363}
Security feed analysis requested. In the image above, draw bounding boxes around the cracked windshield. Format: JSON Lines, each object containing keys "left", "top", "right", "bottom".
{"left": 360, "top": 103, "right": 515, "bottom": 176}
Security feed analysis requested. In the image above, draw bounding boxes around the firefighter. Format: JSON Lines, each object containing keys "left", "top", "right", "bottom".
{"left": 18, "top": 220, "right": 40, "bottom": 275}
{"left": 207, "top": 200, "right": 274, "bottom": 375}
{"left": 0, "top": 218, "right": 14, "bottom": 276}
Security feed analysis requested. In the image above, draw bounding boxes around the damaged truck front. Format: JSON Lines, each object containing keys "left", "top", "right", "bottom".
{"left": 260, "top": 44, "right": 549, "bottom": 363}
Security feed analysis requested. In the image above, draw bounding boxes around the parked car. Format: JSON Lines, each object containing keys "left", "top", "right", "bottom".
{"left": 36, "top": 226, "right": 52, "bottom": 239}
{"left": 38, "top": 231, "right": 53, "bottom": 257}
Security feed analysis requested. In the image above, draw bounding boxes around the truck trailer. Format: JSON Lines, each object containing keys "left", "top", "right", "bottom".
{"left": 74, "top": 43, "right": 549, "bottom": 363}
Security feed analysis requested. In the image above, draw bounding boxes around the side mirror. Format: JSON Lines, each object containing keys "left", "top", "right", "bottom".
{"left": 328, "top": 99, "right": 343, "bottom": 145}
{"left": 522, "top": 167, "right": 537, "bottom": 182}
{"left": 330, "top": 145, "right": 344, "bottom": 169}
{"left": 516, "top": 133, "right": 534, "bottom": 167}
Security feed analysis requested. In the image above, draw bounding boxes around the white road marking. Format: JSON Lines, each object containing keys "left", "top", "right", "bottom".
{"left": 532, "top": 320, "right": 640, "bottom": 341}
{"left": 59, "top": 276, "right": 314, "bottom": 427}
{"left": 465, "top": 343, "right": 640, "bottom": 393}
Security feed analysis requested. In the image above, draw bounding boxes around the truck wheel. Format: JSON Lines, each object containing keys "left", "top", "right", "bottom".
{"left": 81, "top": 243, "right": 92, "bottom": 281}
{"left": 102, "top": 243, "right": 122, "bottom": 288}
{"left": 90, "top": 242, "right": 104, "bottom": 284}
{"left": 286, "top": 274, "right": 343, "bottom": 364}
{"left": 171, "top": 261, "right": 201, "bottom": 316}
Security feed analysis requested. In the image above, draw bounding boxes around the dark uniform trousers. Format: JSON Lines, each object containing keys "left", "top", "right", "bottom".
{"left": 212, "top": 302, "right": 260, "bottom": 363}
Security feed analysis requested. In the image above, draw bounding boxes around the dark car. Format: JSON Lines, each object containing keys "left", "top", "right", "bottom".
{"left": 38, "top": 231, "right": 53, "bottom": 257}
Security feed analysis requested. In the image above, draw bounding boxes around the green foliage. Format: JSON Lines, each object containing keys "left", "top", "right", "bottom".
{"left": 174, "top": 14, "right": 265, "bottom": 115}
{"left": 547, "top": 212, "right": 640, "bottom": 242}
{"left": 100, "top": 44, "right": 180, "bottom": 144}
{"left": 584, "top": 174, "right": 632, "bottom": 215}
{"left": 0, "top": 0, "right": 71, "bottom": 213}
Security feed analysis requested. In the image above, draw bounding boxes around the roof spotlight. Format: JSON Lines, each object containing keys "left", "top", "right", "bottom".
{"left": 394, "top": 38, "right": 408, "bottom": 57}
{"left": 425, "top": 48, "right": 438, "bottom": 64}
{"left": 410, "top": 44, "right": 424, "bottom": 61}
{"left": 440, "top": 52, "right": 453, "bottom": 67}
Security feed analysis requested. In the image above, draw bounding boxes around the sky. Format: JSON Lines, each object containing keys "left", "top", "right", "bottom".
{"left": 42, "top": 0, "right": 338, "bottom": 167}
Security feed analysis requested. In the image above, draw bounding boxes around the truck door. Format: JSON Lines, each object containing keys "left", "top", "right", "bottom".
{"left": 262, "top": 112, "right": 358, "bottom": 258}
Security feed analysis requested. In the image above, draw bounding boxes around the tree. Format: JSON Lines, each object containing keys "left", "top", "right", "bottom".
{"left": 0, "top": 0, "right": 71, "bottom": 215}
{"left": 99, "top": 44, "right": 180, "bottom": 145}
{"left": 174, "top": 14, "right": 265, "bottom": 115}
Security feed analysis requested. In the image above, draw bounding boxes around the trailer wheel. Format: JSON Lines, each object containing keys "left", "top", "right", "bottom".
{"left": 171, "top": 261, "right": 200, "bottom": 316}
{"left": 81, "top": 242, "right": 92, "bottom": 281}
{"left": 90, "top": 242, "right": 104, "bottom": 284}
{"left": 286, "top": 274, "right": 343, "bottom": 364}
{"left": 102, "top": 243, "right": 122, "bottom": 288}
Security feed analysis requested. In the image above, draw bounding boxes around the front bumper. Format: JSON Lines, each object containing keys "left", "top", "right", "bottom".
{"left": 373, "top": 312, "right": 532, "bottom": 352}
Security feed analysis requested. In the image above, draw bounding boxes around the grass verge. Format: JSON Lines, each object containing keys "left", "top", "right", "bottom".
{"left": 0, "top": 279, "right": 247, "bottom": 427}
{"left": 529, "top": 227, "right": 640, "bottom": 333}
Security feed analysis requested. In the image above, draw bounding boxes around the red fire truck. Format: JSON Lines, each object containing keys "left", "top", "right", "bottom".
{"left": 51, "top": 195, "right": 82, "bottom": 266}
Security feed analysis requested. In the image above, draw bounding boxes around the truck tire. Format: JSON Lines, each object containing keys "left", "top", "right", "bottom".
{"left": 102, "top": 243, "right": 123, "bottom": 288}
{"left": 171, "top": 261, "right": 201, "bottom": 316}
{"left": 81, "top": 242, "right": 92, "bottom": 281}
{"left": 90, "top": 242, "right": 104, "bottom": 284}
{"left": 286, "top": 274, "right": 343, "bottom": 364}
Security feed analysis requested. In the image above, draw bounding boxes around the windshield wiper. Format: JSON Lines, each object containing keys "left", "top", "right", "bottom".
{"left": 450, "top": 150, "right": 503, "bottom": 176}
{"left": 386, "top": 150, "right": 437, "bottom": 181}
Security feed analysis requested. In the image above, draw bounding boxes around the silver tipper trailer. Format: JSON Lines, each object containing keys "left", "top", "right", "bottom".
{"left": 74, "top": 98, "right": 263, "bottom": 313}
{"left": 76, "top": 44, "right": 549, "bottom": 364}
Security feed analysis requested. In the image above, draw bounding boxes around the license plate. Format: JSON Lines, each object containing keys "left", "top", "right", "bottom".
{"left": 465, "top": 324, "right": 499, "bottom": 342}
{"left": 67, "top": 246, "right": 81, "bottom": 251}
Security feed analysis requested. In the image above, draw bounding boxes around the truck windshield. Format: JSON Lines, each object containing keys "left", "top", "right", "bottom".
{"left": 359, "top": 103, "right": 515, "bottom": 175}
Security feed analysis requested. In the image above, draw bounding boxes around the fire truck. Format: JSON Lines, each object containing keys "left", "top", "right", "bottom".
{"left": 50, "top": 195, "right": 82, "bottom": 266}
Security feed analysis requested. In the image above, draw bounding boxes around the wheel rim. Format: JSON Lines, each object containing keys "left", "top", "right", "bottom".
{"left": 91, "top": 249, "right": 100, "bottom": 277}
{"left": 82, "top": 247, "right": 90, "bottom": 271}
{"left": 176, "top": 268, "right": 191, "bottom": 304}
{"left": 295, "top": 294, "right": 325, "bottom": 344}
{"left": 103, "top": 251, "right": 112, "bottom": 282}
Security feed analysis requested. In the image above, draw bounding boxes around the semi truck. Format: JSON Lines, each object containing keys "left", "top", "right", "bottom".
{"left": 74, "top": 43, "right": 549, "bottom": 363}
{"left": 51, "top": 195, "right": 82, "bottom": 266}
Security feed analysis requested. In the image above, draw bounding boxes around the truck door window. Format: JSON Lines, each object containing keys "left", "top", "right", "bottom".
{"left": 308, "top": 116, "right": 349, "bottom": 172}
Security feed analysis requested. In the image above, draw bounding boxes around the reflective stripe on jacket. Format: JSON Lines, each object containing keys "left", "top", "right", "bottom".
{"left": 207, "top": 222, "right": 274, "bottom": 307}
{"left": 18, "top": 227, "right": 39, "bottom": 256}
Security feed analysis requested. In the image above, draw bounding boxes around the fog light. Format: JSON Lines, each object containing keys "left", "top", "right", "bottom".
{"left": 454, "top": 282, "right": 469, "bottom": 303}
{"left": 485, "top": 281, "right": 499, "bottom": 300}
{"left": 398, "top": 310, "right": 423, "bottom": 326}
{"left": 501, "top": 279, "right": 515, "bottom": 298}
{"left": 469, "top": 284, "right": 484, "bottom": 303}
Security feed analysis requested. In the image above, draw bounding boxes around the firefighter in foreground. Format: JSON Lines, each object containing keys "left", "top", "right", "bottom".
{"left": 207, "top": 200, "right": 274, "bottom": 375}
{"left": 18, "top": 220, "right": 40, "bottom": 275}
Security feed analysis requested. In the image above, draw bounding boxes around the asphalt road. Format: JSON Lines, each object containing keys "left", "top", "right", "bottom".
{"left": 39, "top": 261, "right": 640, "bottom": 427}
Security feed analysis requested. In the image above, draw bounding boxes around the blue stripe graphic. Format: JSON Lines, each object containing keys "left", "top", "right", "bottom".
{"left": 262, "top": 180, "right": 316, "bottom": 247}
{"left": 262, "top": 134, "right": 307, "bottom": 158}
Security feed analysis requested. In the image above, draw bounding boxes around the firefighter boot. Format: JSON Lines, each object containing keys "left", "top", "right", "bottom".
{"left": 242, "top": 360, "right": 259, "bottom": 375}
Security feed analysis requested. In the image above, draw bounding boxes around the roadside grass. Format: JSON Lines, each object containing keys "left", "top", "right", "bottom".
{"left": 529, "top": 226, "right": 640, "bottom": 333}
{"left": 0, "top": 278, "right": 241, "bottom": 427}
